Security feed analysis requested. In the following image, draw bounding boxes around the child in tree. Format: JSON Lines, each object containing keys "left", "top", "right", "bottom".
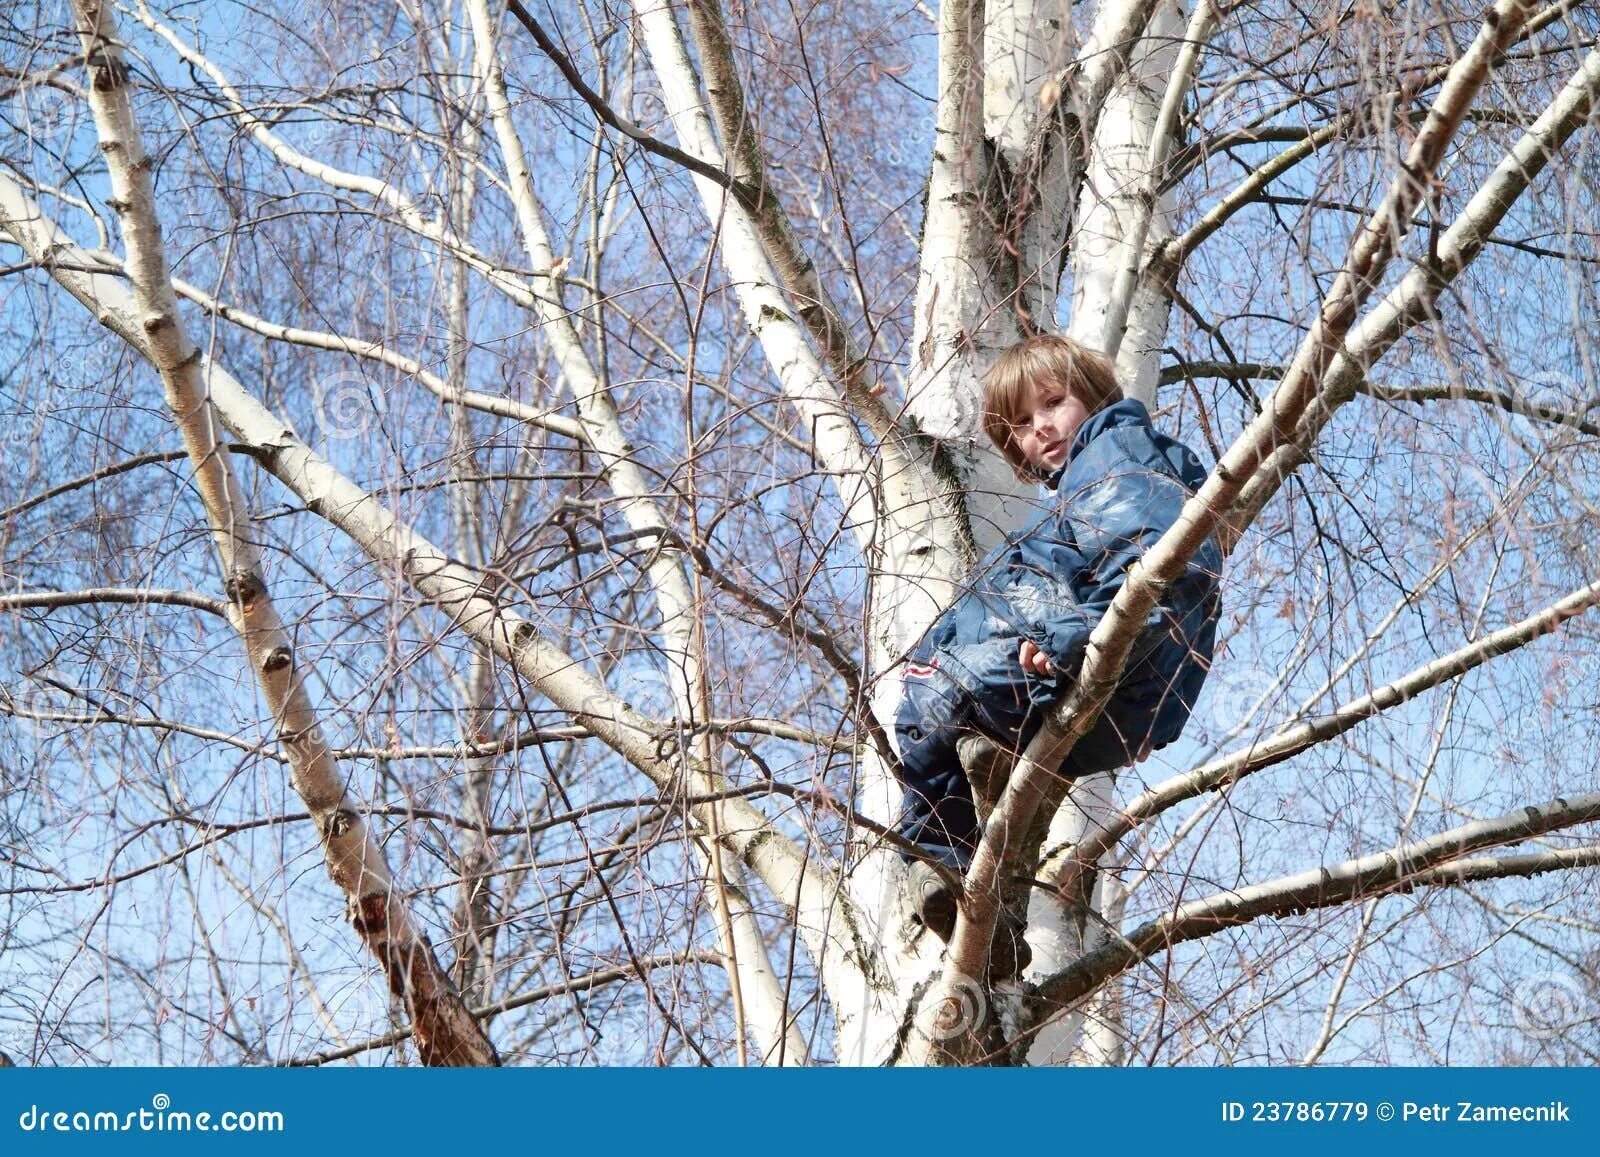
{"left": 893, "top": 335, "right": 1223, "bottom": 951}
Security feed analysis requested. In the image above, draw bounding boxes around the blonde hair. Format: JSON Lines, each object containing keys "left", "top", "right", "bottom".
{"left": 982, "top": 335, "right": 1124, "bottom": 479}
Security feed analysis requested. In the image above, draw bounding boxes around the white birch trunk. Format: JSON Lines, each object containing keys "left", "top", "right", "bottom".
{"left": 1009, "top": 0, "right": 1189, "bottom": 1065}
{"left": 1066, "top": 0, "right": 1186, "bottom": 397}
{"left": 1029, "top": 0, "right": 1166, "bottom": 297}
{"left": 983, "top": 0, "right": 1071, "bottom": 165}
{"left": 1023, "top": 770, "right": 1119, "bottom": 1063}
{"left": 439, "top": 81, "right": 501, "bottom": 1011}
{"left": 907, "top": 0, "right": 1039, "bottom": 556}
{"left": 629, "top": 0, "right": 934, "bottom": 1062}
{"left": 984, "top": 0, "right": 1079, "bottom": 345}
{"left": 1071, "top": 868, "right": 1129, "bottom": 1066}
{"left": 1100, "top": 0, "right": 1215, "bottom": 403}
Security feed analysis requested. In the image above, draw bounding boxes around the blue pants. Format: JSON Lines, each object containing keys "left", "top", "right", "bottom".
{"left": 892, "top": 665, "right": 1050, "bottom": 863}
{"left": 892, "top": 663, "right": 1146, "bottom": 862}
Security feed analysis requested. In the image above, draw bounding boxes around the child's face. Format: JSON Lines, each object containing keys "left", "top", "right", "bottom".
{"left": 1011, "top": 379, "right": 1090, "bottom": 474}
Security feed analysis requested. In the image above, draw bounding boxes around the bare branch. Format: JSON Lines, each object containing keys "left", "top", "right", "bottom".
{"left": 1033, "top": 792, "right": 1600, "bottom": 1012}
{"left": 0, "top": 586, "right": 230, "bottom": 616}
{"left": 1052, "top": 577, "right": 1600, "bottom": 900}
{"left": 286, "top": 951, "right": 724, "bottom": 1066}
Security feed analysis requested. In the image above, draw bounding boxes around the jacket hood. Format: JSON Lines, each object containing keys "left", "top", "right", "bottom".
{"left": 1047, "top": 397, "right": 1151, "bottom": 488}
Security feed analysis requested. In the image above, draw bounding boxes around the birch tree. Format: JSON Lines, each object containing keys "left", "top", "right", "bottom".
{"left": 2, "top": 0, "right": 1598, "bottom": 1065}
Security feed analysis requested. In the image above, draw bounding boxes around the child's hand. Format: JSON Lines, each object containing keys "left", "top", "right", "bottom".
{"left": 1018, "top": 639, "right": 1054, "bottom": 676}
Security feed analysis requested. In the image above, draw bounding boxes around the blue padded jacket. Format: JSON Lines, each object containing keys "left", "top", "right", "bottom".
{"left": 906, "top": 397, "right": 1223, "bottom": 773}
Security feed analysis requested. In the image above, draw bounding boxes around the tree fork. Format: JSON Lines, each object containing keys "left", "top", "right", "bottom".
{"left": 924, "top": 0, "right": 1543, "bottom": 1059}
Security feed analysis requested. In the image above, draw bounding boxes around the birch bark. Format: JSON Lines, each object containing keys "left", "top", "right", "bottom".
{"left": 1024, "top": 0, "right": 1192, "bottom": 1066}
{"left": 920, "top": 0, "right": 1543, "bottom": 1064}
{"left": 907, "top": 0, "right": 1039, "bottom": 555}
{"left": 439, "top": 62, "right": 500, "bottom": 1012}
{"left": 1066, "top": 0, "right": 1188, "bottom": 402}
{"left": 628, "top": 0, "right": 944, "bottom": 1062}
{"left": 59, "top": 0, "right": 497, "bottom": 1066}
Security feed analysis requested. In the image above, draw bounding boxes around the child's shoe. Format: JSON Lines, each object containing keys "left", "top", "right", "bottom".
{"left": 904, "top": 858, "right": 960, "bottom": 941}
{"left": 904, "top": 857, "right": 1033, "bottom": 981}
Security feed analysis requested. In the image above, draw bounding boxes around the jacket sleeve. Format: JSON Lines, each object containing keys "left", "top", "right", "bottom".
{"left": 1049, "top": 428, "right": 1222, "bottom": 670}
{"left": 914, "top": 519, "right": 1097, "bottom": 705}
{"left": 1008, "top": 525, "right": 1098, "bottom": 677}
